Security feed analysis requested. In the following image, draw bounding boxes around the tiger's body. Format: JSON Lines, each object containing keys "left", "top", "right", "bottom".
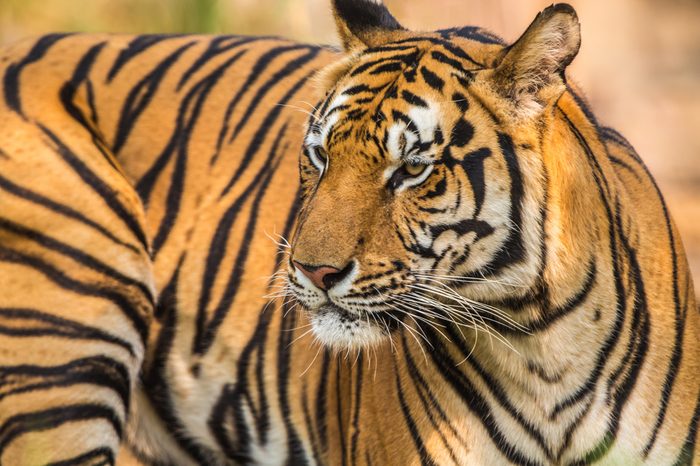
{"left": 0, "top": 33, "right": 335, "bottom": 464}
{"left": 0, "top": 2, "right": 697, "bottom": 465}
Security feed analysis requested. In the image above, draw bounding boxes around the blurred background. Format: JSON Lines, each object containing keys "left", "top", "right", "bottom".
{"left": 1, "top": 0, "right": 699, "bottom": 289}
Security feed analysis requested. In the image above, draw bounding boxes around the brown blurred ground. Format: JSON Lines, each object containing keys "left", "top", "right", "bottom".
{"left": 2, "top": 0, "right": 699, "bottom": 292}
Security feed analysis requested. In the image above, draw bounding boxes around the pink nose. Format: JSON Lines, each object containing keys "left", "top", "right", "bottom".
{"left": 293, "top": 261, "right": 341, "bottom": 290}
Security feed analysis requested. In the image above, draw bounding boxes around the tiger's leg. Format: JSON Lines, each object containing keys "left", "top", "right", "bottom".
{"left": 0, "top": 113, "right": 154, "bottom": 464}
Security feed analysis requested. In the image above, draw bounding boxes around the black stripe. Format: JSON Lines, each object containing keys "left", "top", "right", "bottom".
{"left": 0, "top": 404, "right": 123, "bottom": 453}
{"left": 672, "top": 391, "right": 699, "bottom": 466}
{"left": 451, "top": 92, "right": 469, "bottom": 113}
{"left": 277, "top": 299, "right": 310, "bottom": 465}
{"left": 3, "top": 33, "right": 72, "bottom": 116}
{"left": 571, "top": 204, "right": 651, "bottom": 463}
{"left": 607, "top": 201, "right": 650, "bottom": 408}
{"left": 430, "top": 50, "right": 465, "bottom": 73}
{"left": 38, "top": 125, "right": 150, "bottom": 253}
{"left": 207, "top": 185, "right": 304, "bottom": 461}
{"left": 445, "top": 325, "right": 553, "bottom": 460}
{"left": 343, "top": 84, "right": 379, "bottom": 96}
{"left": 148, "top": 48, "right": 251, "bottom": 256}
{"left": 424, "top": 328, "right": 543, "bottom": 466}
{"left": 368, "top": 61, "right": 405, "bottom": 75}
{"left": 177, "top": 36, "right": 265, "bottom": 89}
{"left": 134, "top": 44, "right": 247, "bottom": 206}
{"left": 449, "top": 119, "right": 474, "bottom": 148}
{"left": 593, "top": 116, "right": 686, "bottom": 462}
{"left": 459, "top": 147, "right": 490, "bottom": 217}
{"left": 209, "top": 44, "right": 309, "bottom": 166}
{"left": 193, "top": 123, "right": 288, "bottom": 356}
{"left": 0, "top": 218, "right": 153, "bottom": 304}
{"left": 638, "top": 149, "right": 685, "bottom": 460}
{"left": 523, "top": 258, "right": 596, "bottom": 333}
{"left": 429, "top": 218, "right": 494, "bottom": 241}
{"left": 0, "top": 247, "right": 149, "bottom": 344}
{"left": 301, "top": 381, "right": 323, "bottom": 466}
{"left": 419, "top": 66, "right": 444, "bottom": 92}
{"left": 438, "top": 26, "right": 505, "bottom": 45}
{"left": 219, "top": 70, "right": 315, "bottom": 198}
{"left": 228, "top": 48, "right": 319, "bottom": 142}
{"left": 467, "top": 133, "right": 525, "bottom": 277}
{"left": 58, "top": 42, "right": 121, "bottom": 173}
{"left": 400, "top": 332, "right": 463, "bottom": 464}
{"left": 195, "top": 156, "right": 280, "bottom": 354}
{"left": 349, "top": 51, "right": 419, "bottom": 77}
{"left": 350, "top": 353, "right": 364, "bottom": 466}
{"left": 556, "top": 397, "right": 595, "bottom": 464}
{"left": 316, "top": 352, "right": 331, "bottom": 451}
{"left": 107, "top": 34, "right": 186, "bottom": 82}
{"left": 46, "top": 447, "right": 115, "bottom": 466}
{"left": 336, "top": 360, "right": 347, "bottom": 466}
{"left": 393, "top": 355, "right": 438, "bottom": 466}
{"left": 143, "top": 256, "right": 221, "bottom": 464}
{"left": 0, "top": 307, "right": 134, "bottom": 356}
{"left": 0, "top": 174, "right": 140, "bottom": 254}
{"left": 382, "top": 36, "right": 484, "bottom": 67}
{"left": 208, "top": 384, "right": 248, "bottom": 463}
{"left": 609, "top": 155, "right": 643, "bottom": 182}
{"left": 0, "top": 356, "right": 131, "bottom": 411}
{"left": 112, "top": 41, "right": 198, "bottom": 154}
{"left": 549, "top": 113, "right": 627, "bottom": 423}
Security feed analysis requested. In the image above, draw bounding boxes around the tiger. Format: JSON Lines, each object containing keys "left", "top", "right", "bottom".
{"left": 0, "top": 0, "right": 697, "bottom": 464}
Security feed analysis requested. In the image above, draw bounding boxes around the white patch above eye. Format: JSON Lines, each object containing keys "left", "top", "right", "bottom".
{"left": 386, "top": 122, "right": 418, "bottom": 161}
{"left": 408, "top": 103, "right": 439, "bottom": 142}
{"left": 319, "top": 93, "right": 350, "bottom": 141}
{"left": 327, "top": 92, "right": 350, "bottom": 114}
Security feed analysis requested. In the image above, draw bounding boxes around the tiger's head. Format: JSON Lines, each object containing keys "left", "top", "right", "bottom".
{"left": 287, "top": 0, "right": 582, "bottom": 350}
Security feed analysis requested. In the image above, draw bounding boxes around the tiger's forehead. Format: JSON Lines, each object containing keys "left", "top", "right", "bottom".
{"left": 306, "top": 61, "right": 453, "bottom": 163}
{"left": 306, "top": 36, "right": 500, "bottom": 163}
{"left": 306, "top": 89, "right": 443, "bottom": 165}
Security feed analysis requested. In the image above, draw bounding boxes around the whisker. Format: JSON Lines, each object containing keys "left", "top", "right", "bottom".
{"left": 274, "top": 103, "right": 319, "bottom": 121}
{"left": 288, "top": 327, "right": 316, "bottom": 348}
{"left": 401, "top": 288, "right": 521, "bottom": 354}
{"left": 300, "top": 343, "right": 323, "bottom": 377}
{"left": 410, "top": 281, "right": 529, "bottom": 332}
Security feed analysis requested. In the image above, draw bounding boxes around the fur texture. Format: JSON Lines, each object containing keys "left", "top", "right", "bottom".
{"left": 0, "top": 2, "right": 697, "bottom": 465}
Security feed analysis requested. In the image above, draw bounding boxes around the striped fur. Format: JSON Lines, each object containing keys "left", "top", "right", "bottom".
{"left": 0, "top": 1, "right": 697, "bottom": 465}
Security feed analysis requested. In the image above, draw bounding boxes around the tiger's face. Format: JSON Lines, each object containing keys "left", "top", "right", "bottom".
{"left": 287, "top": 5, "right": 580, "bottom": 350}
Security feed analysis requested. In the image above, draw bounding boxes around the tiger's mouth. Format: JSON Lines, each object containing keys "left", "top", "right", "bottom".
{"left": 304, "top": 302, "right": 395, "bottom": 350}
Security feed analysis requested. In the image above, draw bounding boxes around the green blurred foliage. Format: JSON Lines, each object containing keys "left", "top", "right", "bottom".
{"left": 0, "top": 0, "right": 321, "bottom": 43}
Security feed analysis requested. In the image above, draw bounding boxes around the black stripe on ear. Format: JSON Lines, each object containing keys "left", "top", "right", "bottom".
{"left": 333, "top": 0, "right": 403, "bottom": 36}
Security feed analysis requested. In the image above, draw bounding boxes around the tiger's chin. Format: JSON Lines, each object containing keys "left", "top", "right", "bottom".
{"left": 307, "top": 304, "right": 388, "bottom": 351}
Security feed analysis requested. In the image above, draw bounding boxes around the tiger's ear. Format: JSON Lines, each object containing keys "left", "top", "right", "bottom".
{"left": 332, "top": 0, "right": 407, "bottom": 53}
{"left": 491, "top": 4, "right": 581, "bottom": 119}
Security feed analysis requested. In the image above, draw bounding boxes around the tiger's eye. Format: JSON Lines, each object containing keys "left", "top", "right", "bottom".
{"left": 404, "top": 162, "right": 427, "bottom": 176}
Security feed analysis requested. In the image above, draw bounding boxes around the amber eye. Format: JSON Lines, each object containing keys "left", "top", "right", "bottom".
{"left": 404, "top": 162, "right": 428, "bottom": 177}
{"left": 316, "top": 147, "right": 328, "bottom": 165}
{"left": 308, "top": 146, "right": 328, "bottom": 173}
{"left": 388, "top": 161, "right": 434, "bottom": 191}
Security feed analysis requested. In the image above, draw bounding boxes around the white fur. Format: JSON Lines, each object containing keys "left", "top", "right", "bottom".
{"left": 309, "top": 307, "right": 386, "bottom": 351}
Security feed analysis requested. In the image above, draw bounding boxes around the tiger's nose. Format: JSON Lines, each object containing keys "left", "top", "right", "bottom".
{"left": 293, "top": 261, "right": 352, "bottom": 291}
